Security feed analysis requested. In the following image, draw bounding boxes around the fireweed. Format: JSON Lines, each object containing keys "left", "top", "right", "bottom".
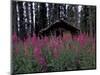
{"left": 12, "top": 33, "right": 96, "bottom": 73}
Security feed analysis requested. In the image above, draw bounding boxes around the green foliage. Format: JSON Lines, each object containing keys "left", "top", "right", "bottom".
{"left": 79, "top": 48, "right": 96, "bottom": 69}
{"left": 13, "top": 47, "right": 41, "bottom": 74}
{"left": 13, "top": 39, "right": 96, "bottom": 74}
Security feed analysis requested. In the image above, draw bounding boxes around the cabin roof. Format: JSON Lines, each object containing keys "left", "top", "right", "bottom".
{"left": 39, "top": 20, "right": 80, "bottom": 33}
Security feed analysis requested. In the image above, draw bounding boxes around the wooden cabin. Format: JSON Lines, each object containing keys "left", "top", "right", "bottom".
{"left": 39, "top": 20, "right": 80, "bottom": 37}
